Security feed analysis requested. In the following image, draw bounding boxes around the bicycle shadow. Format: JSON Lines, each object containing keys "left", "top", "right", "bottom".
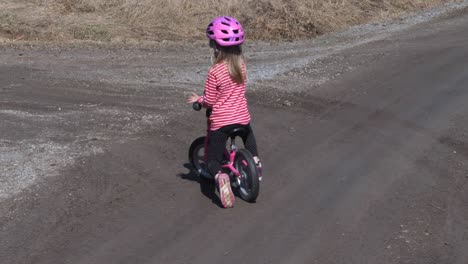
{"left": 178, "top": 163, "right": 223, "bottom": 208}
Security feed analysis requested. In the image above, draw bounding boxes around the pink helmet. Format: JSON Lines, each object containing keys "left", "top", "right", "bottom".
{"left": 206, "top": 16, "right": 245, "bottom": 47}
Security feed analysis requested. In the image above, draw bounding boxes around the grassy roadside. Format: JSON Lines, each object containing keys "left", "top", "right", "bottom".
{"left": 0, "top": 0, "right": 462, "bottom": 44}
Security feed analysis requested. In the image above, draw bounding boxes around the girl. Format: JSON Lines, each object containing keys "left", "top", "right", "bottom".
{"left": 188, "top": 16, "right": 262, "bottom": 208}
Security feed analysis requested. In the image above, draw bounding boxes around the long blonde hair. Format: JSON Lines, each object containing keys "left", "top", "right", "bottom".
{"left": 212, "top": 41, "right": 246, "bottom": 84}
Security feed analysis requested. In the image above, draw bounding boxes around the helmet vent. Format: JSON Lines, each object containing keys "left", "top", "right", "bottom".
{"left": 221, "top": 30, "right": 229, "bottom": 34}
{"left": 233, "top": 30, "right": 239, "bottom": 34}
{"left": 207, "top": 30, "right": 214, "bottom": 35}
{"left": 221, "top": 22, "right": 230, "bottom": 26}
{"left": 223, "top": 38, "right": 230, "bottom": 42}
{"left": 224, "top": 17, "right": 231, "bottom": 21}
{"left": 235, "top": 37, "right": 239, "bottom": 41}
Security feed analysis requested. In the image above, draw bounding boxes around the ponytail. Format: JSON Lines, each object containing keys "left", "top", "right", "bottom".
{"left": 214, "top": 45, "right": 245, "bottom": 84}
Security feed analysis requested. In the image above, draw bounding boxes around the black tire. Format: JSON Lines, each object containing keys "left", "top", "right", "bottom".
{"left": 188, "top": 137, "right": 212, "bottom": 180}
{"left": 234, "top": 149, "right": 259, "bottom": 202}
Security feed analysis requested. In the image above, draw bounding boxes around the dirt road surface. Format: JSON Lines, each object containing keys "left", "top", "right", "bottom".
{"left": 1, "top": 7, "right": 468, "bottom": 264}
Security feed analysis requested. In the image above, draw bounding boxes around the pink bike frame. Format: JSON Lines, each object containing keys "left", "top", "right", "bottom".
{"left": 203, "top": 121, "right": 243, "bottom": 178}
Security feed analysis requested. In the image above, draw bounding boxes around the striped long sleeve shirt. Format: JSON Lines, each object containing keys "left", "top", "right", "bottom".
{"left": 199, "top": 62, "right": 251, "bottom": 131}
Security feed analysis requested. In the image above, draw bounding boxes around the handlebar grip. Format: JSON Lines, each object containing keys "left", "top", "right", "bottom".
{"left": 192, "top": 102, "right": 202, "bottom": 111}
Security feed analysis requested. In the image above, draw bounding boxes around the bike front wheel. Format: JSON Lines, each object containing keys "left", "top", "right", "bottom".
{"left": 188, "top": 136, "right": 211, "bottom": 179}
{"left": 234, "top": 149, "right": 259, "bottom": 202}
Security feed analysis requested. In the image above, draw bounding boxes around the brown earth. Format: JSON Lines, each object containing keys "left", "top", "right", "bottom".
{"left": 1, "top": 6, "right": 468, "bottom": 264}
{"left": 0, "top": 0, "right": 464, "bottom": 43}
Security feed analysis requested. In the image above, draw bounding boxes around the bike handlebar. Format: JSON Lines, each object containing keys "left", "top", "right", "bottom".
{"left": 192, "top": 102, "right": 202, "bottom": 111}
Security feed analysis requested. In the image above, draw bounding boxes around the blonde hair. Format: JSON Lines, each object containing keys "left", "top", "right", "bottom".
{"left": 213, "top": 44, "right": 246, "bottom": 84}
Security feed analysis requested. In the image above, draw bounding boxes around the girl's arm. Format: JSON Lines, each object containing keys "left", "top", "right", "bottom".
{"left": 198, "top": 68, "right": 217, "bottom": 107}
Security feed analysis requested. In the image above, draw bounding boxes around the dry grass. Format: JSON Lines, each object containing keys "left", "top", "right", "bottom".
{"left": 0, "top": 0, "right": 460, "bottom": 43}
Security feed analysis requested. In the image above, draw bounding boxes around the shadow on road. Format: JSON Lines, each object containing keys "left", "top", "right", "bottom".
{"left": 178, "top": 163, "right": 222, "bottom": 208}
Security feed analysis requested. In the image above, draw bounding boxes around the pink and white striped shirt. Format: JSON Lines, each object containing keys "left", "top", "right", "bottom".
{"left": 199, "top": 62, "right": 251, "bottom": 131}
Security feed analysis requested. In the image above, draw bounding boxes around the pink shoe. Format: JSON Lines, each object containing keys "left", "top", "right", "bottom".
{"left": 256, "top": 161, "right": 263, "bottom": 182}
{"left": 215, "top": 173, "right": 235, "bottom": 208}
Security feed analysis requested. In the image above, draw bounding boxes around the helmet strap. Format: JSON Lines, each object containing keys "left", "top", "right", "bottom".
{"left": 211, "top": 47, "right": 220, "bottom": 65}
{"left": 209, "top": 40, "right": 221, "bottom": 64}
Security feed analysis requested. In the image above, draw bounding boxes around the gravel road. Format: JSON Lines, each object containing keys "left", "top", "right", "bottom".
{"left": 1, "top": 3, "right": 468, "bottom": 264}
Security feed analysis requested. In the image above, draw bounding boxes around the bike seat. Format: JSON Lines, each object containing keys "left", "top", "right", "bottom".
{"left": 225, "top": 127, "right": 247, "bottom": 139}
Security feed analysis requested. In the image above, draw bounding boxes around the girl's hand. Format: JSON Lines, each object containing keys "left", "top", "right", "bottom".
{"left": 187, "top": 93, "right": 201, "bottom": 103}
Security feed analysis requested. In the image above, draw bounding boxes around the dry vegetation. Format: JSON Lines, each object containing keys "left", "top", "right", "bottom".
{"left": 0, "top": 0, "right": 460, "bottom": 43}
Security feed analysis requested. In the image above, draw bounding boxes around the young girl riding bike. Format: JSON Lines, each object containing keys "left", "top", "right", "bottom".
{"left": 187, "top": 16, "right": 262, "bottom": 208}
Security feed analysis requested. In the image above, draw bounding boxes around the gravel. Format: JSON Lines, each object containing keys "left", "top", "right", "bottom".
{"left": 0, "top": 0, "right": 467, "bottom": 203}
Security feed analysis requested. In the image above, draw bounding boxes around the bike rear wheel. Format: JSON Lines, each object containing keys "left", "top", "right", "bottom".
{"left": 234, "top": 149, "right": 259, "bottom": 202}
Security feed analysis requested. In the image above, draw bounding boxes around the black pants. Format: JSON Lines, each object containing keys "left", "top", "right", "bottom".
{"left": 207, "top": 123, "right": 259, "bottom": 176}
